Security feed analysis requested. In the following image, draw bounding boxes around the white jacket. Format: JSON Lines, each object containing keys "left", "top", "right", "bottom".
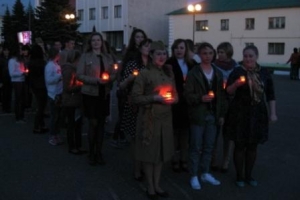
{"left": 44, "top": 60, "right": 63, "bottom": 100}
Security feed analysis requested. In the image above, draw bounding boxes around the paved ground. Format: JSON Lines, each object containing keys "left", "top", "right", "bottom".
{"left": 0, "top": 74, "right": 299, "bottom": 200}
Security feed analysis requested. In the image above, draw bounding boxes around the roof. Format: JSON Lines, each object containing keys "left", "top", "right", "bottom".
{"left": 167, "top": 0, "right": 300, "bottom": 15}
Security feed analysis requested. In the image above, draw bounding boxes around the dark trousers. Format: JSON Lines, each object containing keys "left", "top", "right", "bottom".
{"left": 12, "top": 82, "right": 25, "bottom": 120}
{"left": 49, "top": 97, "right": 62, "bottom": 136}
{"left": 2, "top": 82, "right": 12, "bottom": 112}
{"left": 32, "top": 89, "right": 48, "bottom": 129}
{"left": 65, "top": 107, "right": 83, "bottom": 150}
{"left": 290, "top": 64, "right": 299, "bottom": 79}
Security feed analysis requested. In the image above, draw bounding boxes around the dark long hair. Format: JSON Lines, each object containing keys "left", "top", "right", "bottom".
{"left": 122, "top": 29, "right": 147, "bottom": 66}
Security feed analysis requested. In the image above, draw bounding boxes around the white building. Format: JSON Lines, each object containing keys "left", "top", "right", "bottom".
{"left": 76, "top": 0, "right": 188, "bottom": 51}
{"left": 168, "top": 0, "right": 300, "bottom": 63}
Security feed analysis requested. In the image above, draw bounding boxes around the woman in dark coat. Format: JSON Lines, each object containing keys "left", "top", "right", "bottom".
{"left": 28, "top": 44, "right": 48, "bottom": 133}
{"left": 225, "top": 45, "right": 277, "bottom": 187}
{"left": 166, "top": 39, "right": 194, "bottom": 172}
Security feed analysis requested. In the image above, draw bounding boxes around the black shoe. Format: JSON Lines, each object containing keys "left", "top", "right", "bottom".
{"left": 88, "top": 154, "right": 97, "bottom": 166}
{"left": 172, "top": 162, "right": 181, "bottom": 173}
{"left": 69, "top": 149, "right": 80, "bottom": 155}
{"left": 41, "top": 127, "right": 49, "bottom": 133}
{"left": 156, "top": 191, "right": 169, "bottom": 198}
{"left": 220, "top": 168, "right": 228, "bottom": 173}
{"left": 210, "top": 165, "right": 219, "bottom": 172}
{"left": 33, "top": 129, "right": 43, "bottom": 134}
{"left": 146, "top": 190, "right": 158, "bottom": 200}
{"left": 134, "top": 175, "right": 143, "bottom": 182}
{"left": 78, "top": 149, "right": 88, "bottom": 155}
{"left": 180, "top": 161, "right": 189, "bottom": 172}
{"left": 96, "top": 155, "right": 106, "bottom": 165}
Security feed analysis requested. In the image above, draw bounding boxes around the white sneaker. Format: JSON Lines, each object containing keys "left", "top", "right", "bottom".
{"left": 201, "top": 173, "right": 221, "bottom": 185}
{"left": 190, "top": 176, "right": 201, "bottom": 190}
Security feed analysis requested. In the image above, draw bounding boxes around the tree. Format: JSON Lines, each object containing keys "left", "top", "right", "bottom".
{"left": 35, "top": 0, "right": 80, "bottom": 45}
{"left": 1, "top": 7, "right": 13, "bottom": 46}
{"left": 25, "top": 2, "right": 35, "bottom": 32}
{"left": 11, "top": 0, "right": 27, "bottom": 33}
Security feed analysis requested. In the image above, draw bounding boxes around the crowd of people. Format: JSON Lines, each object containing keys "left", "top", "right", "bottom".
{"left": 0, "top": 29, "right": 278, "bottom": 199}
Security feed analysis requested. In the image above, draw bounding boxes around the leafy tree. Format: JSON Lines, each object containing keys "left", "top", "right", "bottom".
{"left": 35, "top": 0, "right": 80, "bottom": 45}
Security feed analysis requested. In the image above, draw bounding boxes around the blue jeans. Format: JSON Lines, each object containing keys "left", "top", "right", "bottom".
{"left": 189, "top": 114, "right": 217, "bottom": 176}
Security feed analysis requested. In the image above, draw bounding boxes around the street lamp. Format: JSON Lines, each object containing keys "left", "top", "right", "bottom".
{"left": 65, "top": 14, "right": 75, "bottom": 20}
{"left": 187, "top": 4, "right": 202, "bottom": 44}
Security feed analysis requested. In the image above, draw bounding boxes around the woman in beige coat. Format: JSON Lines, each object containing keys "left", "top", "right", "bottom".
{"left": 131, "top": 41, "right": 178, "bottom": 198}
{"left": 76, "top": 32, "right": 116, "bottom": 165}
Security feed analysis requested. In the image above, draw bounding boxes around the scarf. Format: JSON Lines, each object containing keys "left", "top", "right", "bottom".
{"left": 242, "top": 64, "right": 264, "bottom": 105}
{"left": 214, "top": 59, "right": 236, "bottom": 71}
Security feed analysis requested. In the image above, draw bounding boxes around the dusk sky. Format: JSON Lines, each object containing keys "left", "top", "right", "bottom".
{"left": 0, "top": 0, "right": 34, "bottom": 15}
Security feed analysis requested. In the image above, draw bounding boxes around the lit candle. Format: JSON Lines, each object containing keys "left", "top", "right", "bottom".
{"left": 164, "top": 91, "right": 173, "bottom": 101}
{"left": 208, "top": 90, "right": 215, "bottom": 98}
{"left": 223, "top": 80, "right": 227, "bottom": 89}
{"left": 133, "top": 70, "right": 139, "bottom": 76}
{"left": 114, "top": 64, "right": 118, "bottom": 70}
{"left": 101, "top": 72, "right": 110, "bottom": 80}
{"left": 76, "top": 80, "right": 83, "bottom": 86}
{"left": 240, "top": 76, "right": 246, "bottom": 82}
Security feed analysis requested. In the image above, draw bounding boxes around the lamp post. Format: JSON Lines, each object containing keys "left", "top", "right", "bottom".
{"left": 187, "top": 4, "right": 202, "bottom": 44}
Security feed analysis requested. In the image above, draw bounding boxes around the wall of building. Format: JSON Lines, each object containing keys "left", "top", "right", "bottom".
{"left": 169, "top": 8, "right": 300, "bottom": 63}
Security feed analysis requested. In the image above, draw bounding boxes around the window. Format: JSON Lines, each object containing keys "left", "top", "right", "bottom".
{"left": 220, "top": 19, "right": 229, "bottom": 31}
{"left": 245, "top": 18, "right": 255, "bottom": 30}
{"left": 89, "top": 8, "right": 96, "bottom": 20}
{"left": 268, "top": 43, "right": 285, "bottom": 55}
{"left": 269, "top": 17, "right": 285, "bottom": 29}
{"left": 78, "top": 9, "right": 84, "bottom": 21}
{"left": 114, "top": 5, "right": 122, "bottom": 18}
{"left": 196, "top": 20, "right": 209, "bottom": 31}
{"left": 245, "top": 42, "right": 254, "bottom": 47}
{"left": 102, "top": 7, "right": 108, "bottom": 19}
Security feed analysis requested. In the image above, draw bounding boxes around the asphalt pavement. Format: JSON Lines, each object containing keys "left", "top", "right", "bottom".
{"left": 0, "top": 74, "right": 299, "bottom": 200}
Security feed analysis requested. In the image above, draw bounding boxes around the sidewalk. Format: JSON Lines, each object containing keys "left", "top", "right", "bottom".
{"left": 0, "top": 74, "right": 299, "bottom": 200}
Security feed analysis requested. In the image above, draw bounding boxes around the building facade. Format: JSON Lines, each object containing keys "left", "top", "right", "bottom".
{"left": 168, "top": 0, "right": 300, "bottom": 63}
{"left": 76, "top": 0, "right": 187, "bottom": 51}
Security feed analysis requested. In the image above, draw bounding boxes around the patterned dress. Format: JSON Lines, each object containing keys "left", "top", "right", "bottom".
{"left": 120, "top": 60, "right": 146, "bottom": 138}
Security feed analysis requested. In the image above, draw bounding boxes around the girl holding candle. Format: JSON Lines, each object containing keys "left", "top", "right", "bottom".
{"left": 211, "top": 42, "right": 239, "bottom": 173}
{"left": 166, "top": 39, "right": 194, "bottom": 173}
{"left": 44, "top": 48, "right": 63, "bottom": 146}
{"left": 62, "top": 50, "right": 86, "bottom": 155}
{"left": 111, "top": 29, "right": 148, "bottom": 149}
{"left": 118, "top": 38, "right": 152, "bottom": 181}
{"left": 184, "top": 42, "right": 226, "bottom": 190}
{"left": 224, "top": 45, "right": 277, "bottom": 187}
{"left": 77, "top": 32, "right": 116, "bottom": 165}
{"left": 8, "top": 47, "right": 28, "bottom": 123}
{"left": 131, "top": 41, "right": 177, "bottom": 198}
